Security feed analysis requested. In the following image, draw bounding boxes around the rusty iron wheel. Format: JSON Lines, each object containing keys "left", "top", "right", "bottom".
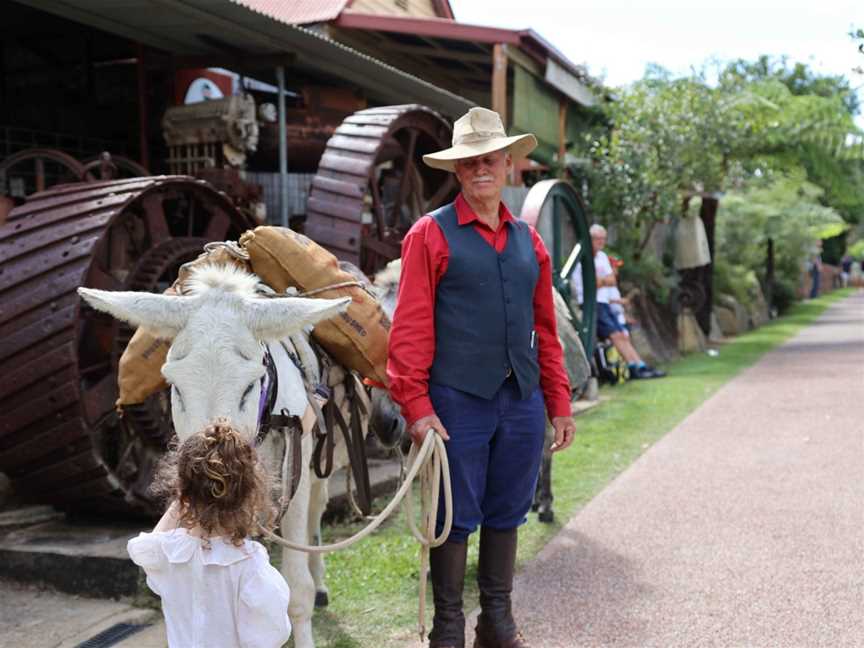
{"left": 0, "top": 176, "right": 254, "bottom": 514}
{"left": 0, "top": 148, "right": 87, "bottom": 196}
{"left": 305, "top": 104, "right": 456, "bottom": 276}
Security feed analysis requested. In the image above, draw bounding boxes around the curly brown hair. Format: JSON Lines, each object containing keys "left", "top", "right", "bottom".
{"left": 152, "top": 419, "right": 275, "bottom": 546}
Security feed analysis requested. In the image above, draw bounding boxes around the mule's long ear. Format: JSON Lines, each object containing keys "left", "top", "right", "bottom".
{"left": 242, "top": 296, "right": 351, "bottom": 342}
{"left": 77, "top": 288, "right": 192, "bottom": 339}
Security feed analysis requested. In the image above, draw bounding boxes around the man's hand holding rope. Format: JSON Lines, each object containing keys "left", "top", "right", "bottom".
{"left": 409, "top": 413, "right": 450, "bottom": 445}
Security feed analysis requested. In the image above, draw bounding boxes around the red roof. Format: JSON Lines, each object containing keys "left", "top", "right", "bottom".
{"left": 232, "top": 0, "right": 351, "bottom": 25}
{"left": 231, "top": 0, "right": 454, "bottom": 25}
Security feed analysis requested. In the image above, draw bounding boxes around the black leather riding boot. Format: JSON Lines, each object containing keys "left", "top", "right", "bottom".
{"left": 429, "top": 539, "right": 468, "bottom": 648}
{"left": 474, "top": 526, "right": 529, "bottom": 648}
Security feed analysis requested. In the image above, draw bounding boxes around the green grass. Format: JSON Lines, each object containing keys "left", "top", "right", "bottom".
{"left": 299, "top": 290, "right": 853, "bottom": 648}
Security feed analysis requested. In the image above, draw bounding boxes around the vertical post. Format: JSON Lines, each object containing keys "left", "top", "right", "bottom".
{"left": 766, "top": 237, "right": 775, "bottom": 316}
{"left": 276, "top": 65, "right": 289, "bottom": 228}
{"left": 168, "top": 55, "right": 177, "bottom": 107}
{"left": 0, "top": 40, "right": 7, "bottom": 123}
{"left": 136, "top": 43, "right": 150, "bottom": 171}
{"left": 492, "top": 43, "right": 510, "bottom": 183}
{"left": 492, "top": 43, "right": 508, "bottom": 127}
{"left": 697, "top": 196, "right": 719, "bottom": 336}
{"left": 558, "top": 97, "right": 567, "bottom": 178}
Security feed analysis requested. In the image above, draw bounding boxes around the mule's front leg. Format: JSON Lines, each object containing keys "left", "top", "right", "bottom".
{"left": 282, "top": 436, "right": 317, "bottom": 648}
{"left": 536, "top": 422, "right": 555, "bottom": 523}
{"left": 308, "top": 476, "right": 330, "bottom": 608}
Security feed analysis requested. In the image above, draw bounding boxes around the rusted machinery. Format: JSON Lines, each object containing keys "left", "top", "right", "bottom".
{"left": 0, "top": 149, "right": 149, "bottom": 224}
{"left": 157, "top": 98, "right": 457, "bottom": 274}
{"left": 520, "top": 179, "right": 596, "bottom": 358}
{"left": 306, "top": 104, "right": 456, "bottom": 275}
{"left": 162, "top": 95, "right": 260, "bottom": 173}
{"left": 0, "top": 176, "right": 255, "bottom": 514}
{"left": 162, "top": 98, "right": 456, "bottom": 275}
{"left": 0, "top": 102, "right": 455, "bottom": 515}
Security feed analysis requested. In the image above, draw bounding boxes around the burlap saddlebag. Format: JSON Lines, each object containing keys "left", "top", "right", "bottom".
{"left": 239, "top": 226, "right": 389, "bottom": 385}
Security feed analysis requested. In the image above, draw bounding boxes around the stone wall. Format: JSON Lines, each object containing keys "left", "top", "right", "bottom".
{"left": 624, "top": 290, "right": 680, "bottom": 365}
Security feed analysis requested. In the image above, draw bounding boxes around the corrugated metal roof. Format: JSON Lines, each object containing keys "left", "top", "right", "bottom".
{"left": 232, "top": 0, "right": 350, "bottom": 25}
{"left": 223, "top": 2, "right": 473, "bottom": 115}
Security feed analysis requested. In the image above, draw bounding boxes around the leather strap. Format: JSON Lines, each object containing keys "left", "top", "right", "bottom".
{"left": 268, "top": 410, "right": 304, "bottom": 512}
{"left": 329, "top": 377, "right": 372, "bottom": 516}
{"left": 312, "top": 398, "right": 337, "bottom": 479}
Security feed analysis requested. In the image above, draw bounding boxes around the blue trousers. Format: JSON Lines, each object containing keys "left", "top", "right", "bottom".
{"left": 430, "top": 378, "right": 546, "bottom": 542}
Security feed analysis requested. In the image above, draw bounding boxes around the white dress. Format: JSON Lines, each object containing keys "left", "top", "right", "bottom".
{"left": 127, "top": 528, "right": 291, "bottom": 648}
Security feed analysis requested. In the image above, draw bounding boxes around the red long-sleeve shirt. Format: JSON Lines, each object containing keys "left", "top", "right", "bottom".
{"left": 387, "top": 193, "right": 572, "bottom": 426}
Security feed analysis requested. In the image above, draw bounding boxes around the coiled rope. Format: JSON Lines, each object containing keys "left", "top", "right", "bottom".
{"left": 258, "top": 429, "right": 452, "bottom": 639}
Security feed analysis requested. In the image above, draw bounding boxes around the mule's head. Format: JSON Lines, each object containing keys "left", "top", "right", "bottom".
{"left": 365, "top": 258, "right": 407, "bottom": 450}
{"left": 78, "top": 264, "right": 350, "bottom": 441}
{"left": 368, "top": 386, "right": 406, "bottom": 450}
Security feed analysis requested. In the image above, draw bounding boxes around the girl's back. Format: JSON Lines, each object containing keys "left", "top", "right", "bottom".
{"left": 128, "top": 419, "right": 290, "bottom": 648}
{"left": 129, "top": 528, "right": 290, "bottom": 648}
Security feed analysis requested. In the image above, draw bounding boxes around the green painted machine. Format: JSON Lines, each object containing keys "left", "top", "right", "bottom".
{"left": 520, "top": 179, "right": 597, "bottom": 360}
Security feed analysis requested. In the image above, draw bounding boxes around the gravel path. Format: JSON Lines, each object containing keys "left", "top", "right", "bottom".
{"left": 512, "top": 292, "right": 864, "bottom": 647}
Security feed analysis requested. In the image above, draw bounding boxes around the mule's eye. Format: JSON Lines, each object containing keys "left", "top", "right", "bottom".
{"left": 239, "top": 382, "right": 257, "bottom": 411}
{"left": 171, "top": 384, "right": 185, "bottom": 411}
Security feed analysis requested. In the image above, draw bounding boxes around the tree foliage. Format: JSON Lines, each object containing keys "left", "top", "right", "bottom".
{"left": 716, "top": 173, "right": 846, "bottom": 302}
{"left": 576, "top": 57, "right": 863, "bottom": 308}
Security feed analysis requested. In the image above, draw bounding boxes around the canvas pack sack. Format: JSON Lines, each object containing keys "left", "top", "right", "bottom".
{"left": 239, "top": 226, "right": 390, "bottom": 385}
{"left": 674, "top": 212, "right": 711, "bottom": 270}
{"left": 115, "top": 245, "right": 251, "bottom": 406}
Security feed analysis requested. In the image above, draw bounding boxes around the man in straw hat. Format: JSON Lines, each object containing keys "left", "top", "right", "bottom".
{"left": 388, "top": 107, "right": 576, "bottom": 648}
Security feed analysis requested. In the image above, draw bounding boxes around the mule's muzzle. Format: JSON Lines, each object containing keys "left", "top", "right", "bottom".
{"left": 369, "top": 389, "right": 406, "bottom": 450}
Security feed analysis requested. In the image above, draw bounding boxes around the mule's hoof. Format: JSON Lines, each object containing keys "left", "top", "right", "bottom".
{"left": 530, "top": 502, "right": 540, "bottom": 512}
{"left": 315, "top": 591, "right": 329, "bottom": 608}
{"left": 538, "top": 508, "right": 554, "bottom": 524}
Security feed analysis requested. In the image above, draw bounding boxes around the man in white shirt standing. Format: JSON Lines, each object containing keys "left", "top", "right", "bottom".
{"left": 573, "top": 224, "right": 666, "bottom": 380}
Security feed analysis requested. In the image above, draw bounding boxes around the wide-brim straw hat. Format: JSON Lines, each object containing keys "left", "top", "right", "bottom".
{"left": 423, "top": 107, "right": 537, "bottom": 172}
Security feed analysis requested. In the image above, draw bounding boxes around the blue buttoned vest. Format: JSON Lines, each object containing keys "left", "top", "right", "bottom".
{"left": 429, "top": 202, "right": 540, "bottom": 400}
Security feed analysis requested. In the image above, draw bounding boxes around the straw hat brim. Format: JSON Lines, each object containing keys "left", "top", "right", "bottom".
{"left": 422, "top": 133, "right": 537, "bottom": 172}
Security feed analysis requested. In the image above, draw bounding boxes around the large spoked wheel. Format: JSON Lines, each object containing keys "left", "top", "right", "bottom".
{"left": 0, "top": 148, "right": 86, "bottom": 196}
{"left": 0, "top": 149, "right": 150, "bottom": 226}
{"left": 521, "top": 179, "right": 597, "bottom": 358}
{"left": 0, "top": 176, "right": 254, "bottom": 514}
{"left": 306, "top": 105, "right": 457, "bottom": 276}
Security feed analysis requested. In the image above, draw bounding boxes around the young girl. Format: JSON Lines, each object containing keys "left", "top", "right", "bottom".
{"left": 127, "top": 419, "right": 291, "bottom": 648}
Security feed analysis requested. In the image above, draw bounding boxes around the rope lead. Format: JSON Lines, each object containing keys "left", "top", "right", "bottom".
{"left": 258, "top": 429, "right": 452, "bottom": 639}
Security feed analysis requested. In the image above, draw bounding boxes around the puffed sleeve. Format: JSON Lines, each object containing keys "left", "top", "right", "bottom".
{"left": 237, "top": 555, "right": 292, "bottom": 648}
{"left": 127, "top": 532, "right": 168, "bottom": 595}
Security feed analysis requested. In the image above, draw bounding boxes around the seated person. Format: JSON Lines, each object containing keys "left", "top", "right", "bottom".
{"left": 572, "top": 224, "right": 666, "bottom": 380}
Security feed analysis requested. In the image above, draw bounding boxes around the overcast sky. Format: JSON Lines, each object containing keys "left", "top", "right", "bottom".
{"left": 449, "top": 0, "right": 863, "bottom": 126}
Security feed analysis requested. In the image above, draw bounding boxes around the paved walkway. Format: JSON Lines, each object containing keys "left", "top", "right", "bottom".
{"left": 513, "top": 292, "right": 864, "bottom": 647}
